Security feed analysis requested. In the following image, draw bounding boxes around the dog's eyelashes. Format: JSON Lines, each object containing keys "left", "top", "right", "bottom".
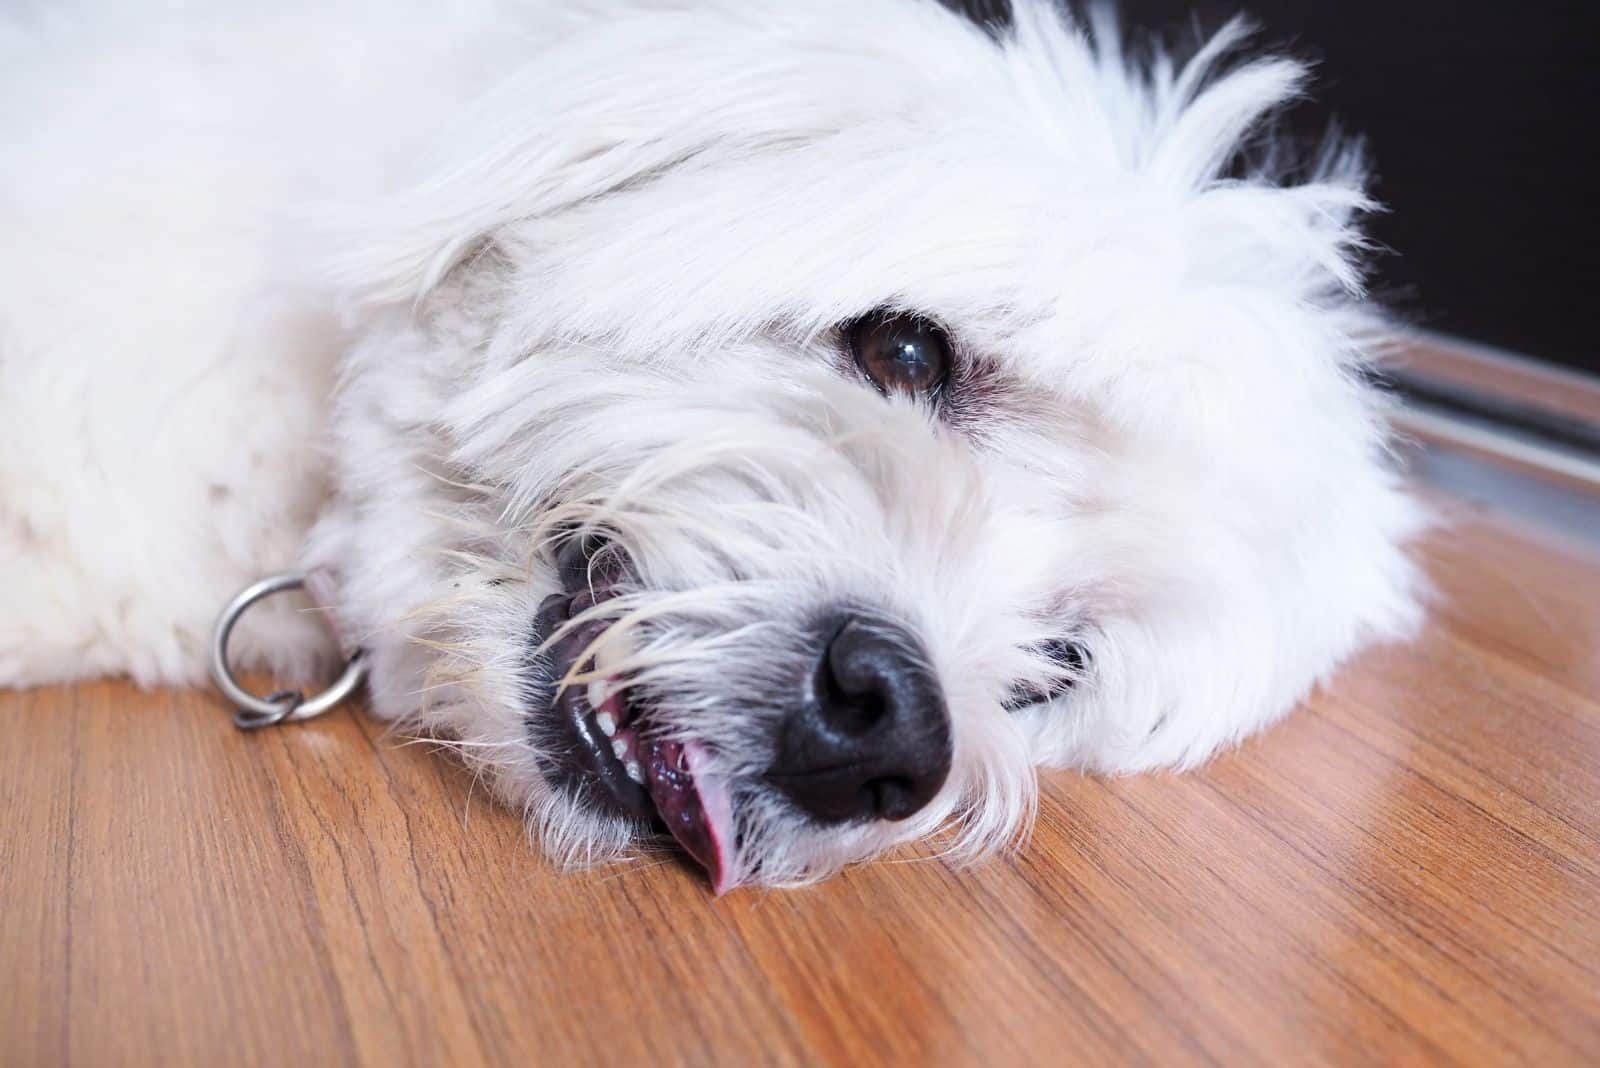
{"left": 846, "top": 311, "right": 951, "bottom": 400}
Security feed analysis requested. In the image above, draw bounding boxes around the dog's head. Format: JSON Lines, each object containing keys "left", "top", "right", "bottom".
{"left": 307, "top": 0, "right": 1423, "bottom": 890}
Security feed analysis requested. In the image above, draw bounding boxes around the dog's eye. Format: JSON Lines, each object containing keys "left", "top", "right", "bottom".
{"left": 847, "top": 311, "right": 951, "bottom": 399}
{"left": 1004, "top": 637, "right": 1086, "bottom": 712}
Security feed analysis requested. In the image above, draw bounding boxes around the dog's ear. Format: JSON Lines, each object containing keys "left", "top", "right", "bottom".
{"left": 323, "top": 55, "right": 718, "bottom": 307}
{"left": 325, "top": 29, "right": 813, "bottom": 307}
{"left": 327, "top": 6, "right": 1027, "bottom": 307}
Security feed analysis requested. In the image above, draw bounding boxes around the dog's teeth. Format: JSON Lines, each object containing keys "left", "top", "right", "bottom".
{"left": 596, "top": 710, "right": 616, "bottom": 737}
{"left": 587, "top": 680, "right": 608, "bottom": 711}
{"left": 625, "top": 761, "right": 644, "bottom": 784}
{"left": 612, "top": 737, "right": 629, "bottom": 760}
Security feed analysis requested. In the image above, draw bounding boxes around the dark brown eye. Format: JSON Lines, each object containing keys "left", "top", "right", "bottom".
{"left": 846, "top": 311, "right": 951, "bottom": 399}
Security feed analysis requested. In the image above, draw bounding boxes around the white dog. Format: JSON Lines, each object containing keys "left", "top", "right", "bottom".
{"left": 0, "top": 0, "right": 1424, "bottom": 891}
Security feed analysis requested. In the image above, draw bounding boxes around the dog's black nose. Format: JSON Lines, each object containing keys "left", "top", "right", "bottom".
{"left": 769, "top": 616, "right": 951, "bottom": 824}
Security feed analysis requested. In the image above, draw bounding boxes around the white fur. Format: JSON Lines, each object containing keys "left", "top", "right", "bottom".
{"left": 0, "top": 0, "right": 1425, "bottom": 887}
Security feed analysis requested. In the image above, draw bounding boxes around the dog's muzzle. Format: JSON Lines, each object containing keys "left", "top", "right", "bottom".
{"left": 533, "top": 578, "right": 739, "bottom": 889}
{"left": 530, "top": 539, "right": 951, "bottom": 890}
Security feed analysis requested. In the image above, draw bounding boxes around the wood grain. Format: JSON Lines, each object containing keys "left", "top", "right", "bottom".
{"left": 3, "top": 510, "right": 1598, "bottom": 1067}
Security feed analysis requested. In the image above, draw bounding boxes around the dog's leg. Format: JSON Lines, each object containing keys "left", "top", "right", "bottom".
{"left": 0, "top": 4, "right": 385, "bottom": 690}
{"left": 0, "top": 297, "right": 342, "bottom": 688}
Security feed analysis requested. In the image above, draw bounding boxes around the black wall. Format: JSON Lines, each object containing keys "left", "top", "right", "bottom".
{"left": 1118, "top": 0, "right": 1600, "bottom": 373}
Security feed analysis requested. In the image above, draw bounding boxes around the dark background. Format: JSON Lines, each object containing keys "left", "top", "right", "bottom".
{"left": 1119, "top": 0, "right": 1600, "bottom": 374}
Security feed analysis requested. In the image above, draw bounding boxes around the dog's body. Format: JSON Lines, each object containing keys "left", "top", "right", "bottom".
{"left": 1, "top": 0, "right": 1425, "bottom": 889}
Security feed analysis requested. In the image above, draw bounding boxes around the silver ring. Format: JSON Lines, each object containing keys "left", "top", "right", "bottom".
{"left": 209, "top": 573, "right": 367, "bottom": 731}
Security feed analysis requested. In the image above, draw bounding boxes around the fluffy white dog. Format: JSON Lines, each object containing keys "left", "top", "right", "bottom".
{"left": 0, "top": 0, "right": 1424, "bottom": 891}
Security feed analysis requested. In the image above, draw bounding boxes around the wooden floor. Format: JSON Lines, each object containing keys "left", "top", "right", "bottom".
{"left": 4, "top": 506, "right": 1599, "bottom": 1066}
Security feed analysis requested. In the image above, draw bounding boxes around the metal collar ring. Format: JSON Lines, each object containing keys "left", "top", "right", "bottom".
{"left": 208, "top": 573, "right": 367, "bottom": 731}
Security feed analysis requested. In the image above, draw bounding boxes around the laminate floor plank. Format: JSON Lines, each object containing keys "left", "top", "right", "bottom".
{"left": 3, "top": 512, "right": 1597, "bottom": 1066}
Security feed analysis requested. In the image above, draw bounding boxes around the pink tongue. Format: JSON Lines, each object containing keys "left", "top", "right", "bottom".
{"left": 639, "top": 737, "right": 737, "bottom": 895}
